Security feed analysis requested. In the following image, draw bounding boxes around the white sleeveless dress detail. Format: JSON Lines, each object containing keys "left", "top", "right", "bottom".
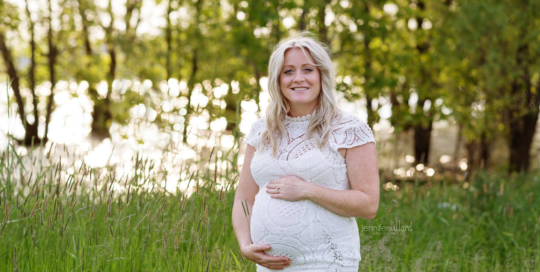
{"left": 245, "top": 113, "right": 376, "bottom": 272}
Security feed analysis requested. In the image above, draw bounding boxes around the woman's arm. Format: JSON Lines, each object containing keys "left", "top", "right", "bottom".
{"left": 232, "top": 145, "right": 258, "bottom": 248}
{"left": 232, "top": 144, "right": 292, "bottom": 270}
{"left": 266, "top": 143, "right": 380, "bottom": 219}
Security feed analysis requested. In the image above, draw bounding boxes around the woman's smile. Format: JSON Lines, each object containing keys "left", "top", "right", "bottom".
{"left": 291, "top": 87, "right": 310, "bottom": 91}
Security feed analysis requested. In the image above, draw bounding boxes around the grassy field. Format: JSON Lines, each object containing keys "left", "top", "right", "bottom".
{"left": 0, "top": 137, "right": 539, "bottom": 272}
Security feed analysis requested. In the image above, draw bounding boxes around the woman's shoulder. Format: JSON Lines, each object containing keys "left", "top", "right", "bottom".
{"left": 250, "top": 117, "right": 267, "bottom": 131}
{"left": 329, "top": 112, "right": 376, "bottom": 148}
{"left": 245, "top": 117, "right": 267, "bottom": 147}
{"left": 329, "top": 112, "right": 367, "bottom": 128}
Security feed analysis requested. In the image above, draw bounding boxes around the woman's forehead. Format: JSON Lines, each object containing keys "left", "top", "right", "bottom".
{"left": 283, "top": 47, "right": 315, "bottom": 66}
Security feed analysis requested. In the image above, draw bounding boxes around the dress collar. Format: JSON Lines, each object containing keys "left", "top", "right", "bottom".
{"left": 285, "top": 113, "right": 312, "bottom": 122}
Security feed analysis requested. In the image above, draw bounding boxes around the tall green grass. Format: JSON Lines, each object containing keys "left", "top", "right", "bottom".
{"left": 0, "top": 135, "right": 246, "bottom": 271}
{"left": 361, "top": 172, "right": 539, "bottom": 271}
{"left": 1, "top": 137, "right": 538, "bottom": 271}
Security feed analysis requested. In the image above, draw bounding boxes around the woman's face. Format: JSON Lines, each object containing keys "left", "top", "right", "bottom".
{"left": 279, "top": 47, "right": 321, "bottom": 113}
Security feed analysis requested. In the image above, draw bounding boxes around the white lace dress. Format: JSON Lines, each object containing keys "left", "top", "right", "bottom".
{"left": 245, "top": 112, "right": 376, "bottom": 272}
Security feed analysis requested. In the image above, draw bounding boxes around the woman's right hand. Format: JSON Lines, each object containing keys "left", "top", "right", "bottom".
{"left": 241, "top": 244, "right": 292, "bottom": 270}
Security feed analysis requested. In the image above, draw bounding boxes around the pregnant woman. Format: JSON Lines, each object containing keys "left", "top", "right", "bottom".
{"left": 232, "top": 32, "right": 380, "bottom": 271}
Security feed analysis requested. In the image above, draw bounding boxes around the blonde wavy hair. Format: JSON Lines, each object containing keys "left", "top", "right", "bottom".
{"left": 258, "top": 32, "right": 343, "bottom": 157}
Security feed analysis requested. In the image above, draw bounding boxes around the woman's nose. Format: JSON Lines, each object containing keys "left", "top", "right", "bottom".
{"left": 294, "top": 73, "right": 305, "bottom": 83}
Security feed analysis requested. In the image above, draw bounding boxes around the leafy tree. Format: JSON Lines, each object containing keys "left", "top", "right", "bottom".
{"left": 444, "top": 0, "right": 540, "bottom": 172}
{"left": 379, "top": 0, "right": 454, "bottom": 166}
{"left": 0, "top": 0, "right": 72, "bottom": 145}
{"left": 336, "top": 0, "right": 395, "bottom": 128}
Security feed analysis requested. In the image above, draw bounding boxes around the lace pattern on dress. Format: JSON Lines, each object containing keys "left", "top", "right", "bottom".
{"left": 245, "top": 118, "right": 267, "bottom": 149}
{"left": 247, "top": 112, "right": 371, "bottom": 271}
{"left": 245, "top": 113, "right": 376, "bottom": 166}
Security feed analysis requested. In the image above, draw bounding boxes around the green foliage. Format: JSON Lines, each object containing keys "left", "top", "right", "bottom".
{"left": 2, "top": 0, "right": 540, "bottom": 169}
{"left": 0, "top": 2, "right": 20, "bottom": 30}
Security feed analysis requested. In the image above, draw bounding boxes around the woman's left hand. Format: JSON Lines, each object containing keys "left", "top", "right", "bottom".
{"left": 266, "top": 176, "right": 312, "bottom": 202}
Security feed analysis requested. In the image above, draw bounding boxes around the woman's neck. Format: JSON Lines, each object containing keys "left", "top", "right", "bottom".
{"left": 288, "top": 104, "right": 318, "bottom": 117}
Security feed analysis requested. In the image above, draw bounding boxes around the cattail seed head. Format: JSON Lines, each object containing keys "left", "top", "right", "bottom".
{"left": 4, "top": 202, "right": 9, "bottom": 221}
{"left": 219, "top": 187, "right": 223, "bottom": 201}
{"left": 181, "top": 197, "right": 187, "bottom": 211}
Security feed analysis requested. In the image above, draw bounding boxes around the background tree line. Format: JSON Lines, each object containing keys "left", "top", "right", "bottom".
{"left": 0, "top": 0, "right": 539, "bottom": 173}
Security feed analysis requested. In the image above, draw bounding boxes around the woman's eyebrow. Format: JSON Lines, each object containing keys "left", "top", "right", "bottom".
{"left": 282, "top": 63, "right": 315, "bottom": 68}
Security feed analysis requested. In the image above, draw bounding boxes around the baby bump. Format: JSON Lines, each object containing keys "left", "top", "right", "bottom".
{"left": 251, "top": 193, "right": 309, "bottom": 238}
{"left": 250, "top": 193, "right": 312, "bottom": 263}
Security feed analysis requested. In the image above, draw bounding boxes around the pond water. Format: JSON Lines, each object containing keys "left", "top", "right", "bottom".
{"left": 3, "top": 78, "right": 536, "bottom": 197}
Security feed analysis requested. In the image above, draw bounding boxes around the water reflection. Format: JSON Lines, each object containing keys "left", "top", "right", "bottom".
{"left": 0, "top": 78, "right": 246, "bottom": 199}
{"left": 1, "top": 77, "right": 471, "bottom": 199}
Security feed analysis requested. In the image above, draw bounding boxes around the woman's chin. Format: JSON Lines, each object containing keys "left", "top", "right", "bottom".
{"left": 289, "top": 100, "right": 316, "bottom": 106}
{"left": 287, "top": 96, "right": 314, "bottom": 102}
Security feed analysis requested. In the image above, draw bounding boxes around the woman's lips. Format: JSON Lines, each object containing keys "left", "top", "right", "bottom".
{"left": 291, "top": 87, "right": 309, "bottom": 91}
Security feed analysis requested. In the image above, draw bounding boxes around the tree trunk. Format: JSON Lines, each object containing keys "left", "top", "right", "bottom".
{"left": 182, "top": 50, "right": 198, "bottom": 144}
{"left": 317, "top": 0, "right": 329, "bottom": 44}
{"left": 389, "top": 81, "right": 413, "bottom": 132}
{"left": 362, "top": 1, "right": 378, "bottom": 128}
{"left": 465, "top": 139, "right": 478, "bottom": 172}
{"left": 298, "top": 0, "right": 308, "bottom": 31}
{"left": 365, "top": 95, "right": 377, "bottom": 128}
{"left": 90, "top": 98, "right": 113, "bottom": 139}
{"left": 91, "top": 0, "right": 115, "bottom": 139}
{"left": 0, "top": 31, "right": 29, "bottom": 141}
{"left": 411, "top": 0, "right": 434, "bottom": 166}
{"left": 479, "top": 130, "right": 490, "bottom": 169}
{"left": 166, "top": 0, "right": 173, "bottom": 80}
{"left": 225, "top": 83, "right": 239, "bottom": 133}
{"left": 124, "top": 0, "right": 142, "bottom": 45}
{"left": 91, "top": 42, "right": 115, "bottom": 139}
{"left": 452, "top": 123, "right": 463, "bottom": 167}
{"left": 78, "top": 0, "right": 93, "bottom": 56}
{"left": 124, "top": 0, "right": 142, "bottom": 42}
{"left": 413, "top": 119, "right": 432, "bottom": 165}
{"left": 182, "top": 0, "right": 202, "bottom": 144}
{"left": 24, "top": 0, "right": 41, "bottom": 146}
{"left": 506, "top": 43, "right": 539, "bottom": 173}
{"left": 77, "top": 0, "right": 110, "bottom": 139}
{"left": 464, "top": 134, "right": 489, "bottom": 172}
{"left": 508, "top": 112, "right": 538, "bottom": 172}
{"left": 44, "top": 0, "right": 58, "bottom": 143}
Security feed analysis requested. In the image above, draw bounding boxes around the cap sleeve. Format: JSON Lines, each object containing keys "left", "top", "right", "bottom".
{"left": 245, "top": 118, "right": 266, "bottom": 149}
{"left": 330, "top": 114, "right": 376, "bottom": 150}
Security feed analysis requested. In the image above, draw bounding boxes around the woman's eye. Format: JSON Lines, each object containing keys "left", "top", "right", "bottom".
{"left": 304, "top": 68, "right": 313, "bottom": 72}
{"left": 284, "top": 70, "right": 293, "bottom": 74}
